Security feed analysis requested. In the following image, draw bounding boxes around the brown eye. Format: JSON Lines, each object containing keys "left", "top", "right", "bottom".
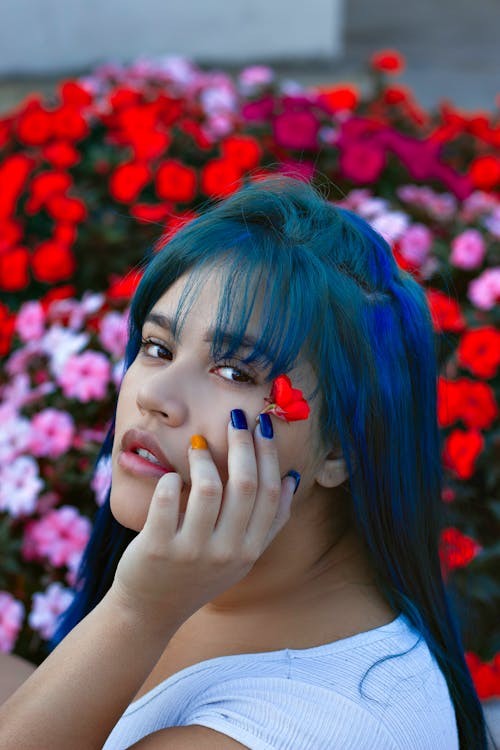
{"left": 140, "top": 338, "right": 172, "bottom": 360}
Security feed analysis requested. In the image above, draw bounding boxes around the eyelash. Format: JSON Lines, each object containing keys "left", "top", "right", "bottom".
{"left": 139, "top": 337, "right": 257, "bottom": 385}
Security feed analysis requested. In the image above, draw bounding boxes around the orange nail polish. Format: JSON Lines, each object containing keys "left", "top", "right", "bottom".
{"left": 191, "top": 435, "right": 208, "bottom": 450}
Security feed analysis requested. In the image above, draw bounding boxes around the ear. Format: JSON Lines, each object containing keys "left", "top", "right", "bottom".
{"left": 314, "top": 449, "right": 349, "bottom": 488}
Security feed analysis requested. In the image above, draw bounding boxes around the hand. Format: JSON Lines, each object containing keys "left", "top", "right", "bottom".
{"left": 111, "top": 414, "right": 297, "bottom": 630}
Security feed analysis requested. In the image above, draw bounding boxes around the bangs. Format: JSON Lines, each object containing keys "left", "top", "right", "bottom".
{"left": 167, "top": 239, "right": 320, "bottom": 395}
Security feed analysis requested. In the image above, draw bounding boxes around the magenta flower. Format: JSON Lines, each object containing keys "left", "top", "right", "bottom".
{"left": 450, "top": 229, "right": 487, "bottom": 270}
{"left": 273, "top": 110, "right": 320, "bottom": 150}
{"left": 0, "top": 592, "right": 25, "bottom": 652}
{"left": 468, "top": 267, "right": 500, "bottom": 310}
{"left": 29, "top": 408, "right": 75, "bottom": 458}
{"left": 28, "top": 582, "right": 74, "bottom": 640}
{"left": 241, "top": 96, "right": 275, "bottom": 122}
{"left": 58, "top": 350, "right": 111, "bottom": 402}
{"left": 15, "top": 301, "right": 45, "bottom": 342}
{"left": 339, "top": 143, "right": 386, "bottom": 184}
{"left": 22, "top": 506, "right": 91, "bottom": 569}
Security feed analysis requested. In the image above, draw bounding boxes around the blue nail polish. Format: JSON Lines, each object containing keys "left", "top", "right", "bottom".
{"left": 285, "top": 470, "right": 301, "bottom": 494}
{"left": 231, "top": 409, "right": 248, "bottom": 430}
{"left": 259, "top": 412, "right": 273, "bottom": 439}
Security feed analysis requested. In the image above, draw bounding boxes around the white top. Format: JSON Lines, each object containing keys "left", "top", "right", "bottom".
{"left": 103, "top": 613, "right": 459, "bottom": 749}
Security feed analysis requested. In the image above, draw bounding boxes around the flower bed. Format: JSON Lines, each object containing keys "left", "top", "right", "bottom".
{"left": 0, "top": 50, "right": 499, "bottom": 698}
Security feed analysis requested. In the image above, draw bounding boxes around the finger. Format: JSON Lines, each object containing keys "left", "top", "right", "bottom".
{"left": 212, "top": 413, "right": 258, "bottom": 540}
{"left": 141, "top": 471, "right": 183, "bottom": 547}
{"left": 259, "top": 474, "right": 296, "bottom": 550}
{"left": 180, "top": 435, "right": 223, "bottom": 544}
{"left": 242, "top": 416, "right": 284, "bottom": 549}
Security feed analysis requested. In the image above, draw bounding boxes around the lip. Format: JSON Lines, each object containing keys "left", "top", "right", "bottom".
{"left": 119, "top": 428, "right": 175, "bottom": 478}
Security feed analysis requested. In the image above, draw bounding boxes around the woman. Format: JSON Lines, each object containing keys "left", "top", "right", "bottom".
{"left": 0, "top": 177, "right": 491, "bottom": 749}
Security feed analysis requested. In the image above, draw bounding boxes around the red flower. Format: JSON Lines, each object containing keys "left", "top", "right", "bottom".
{"left": 156, "top": 210, "right": 198, "bottom": 247}
{"left": 273, "top": 110, "right": 320, "bottom": 150}
{"left": 42, "top": 141, "right": 80, "bottom": 168}
{"left": 0, "top": 246, "right": 30, "bottom": 291}
{"left": 0, "top": 154, "right": 34, "bottom": 219}
{"left": 15, "top": 102, "right": 53, "bottom": 145}
{"left": 59, "top": 80, "right": 93, "bottom": 108}
{"left": 201, "top": 159, "right": 242, "bottom": 198}
{"left": 339, "top": 143, "right": 386, "bottom": 184}
{"left": 465, "top": 653, "right": 500, "bottom": 700}
{"left": 425, "top": 289, "right": 466, "bottom": 333}
{"left": 0, "top": 219, "right": 23, "bottom": 251}
{"left": 31, "top": 241, "right": 76, "bottom": 283}
{"left": 370, "top": 49, "right": 406, "bottom": 74}
{"left": 440, "top": 527, "right": 481, "bottom": 572}
{"left": 45, "top": 194, "right": 87, "bottom": 224}
{"left": 442, "top": 428, "right": 484, "bottom": 479}
{"left": 469, "top": 155, "right": 500, "bottom": 190}
{"left": 156, "top": 160, "right": 197, "bottom": 203}
{"left": 221, "top": 136, "right": 262, "bottom": 171}
{"left": 438, "top": 377, "right": 498, "bottom": 430}
{"left": 457, "top": 327, "right": 500, "bottom": 379}
{"left": 53, "top": 223, "right": 77, "bottom": 246}
{"left": 316, "top": 85, "right": 359, "bottom": 112}
{"left": 52, "top": 105, "right": 89, "bottom": 141}
{"left": 27, "top": 171, "right": 73, "bottom": 213}
{"left": 107, "top": 270, "right": 143, "bottom": 299}
{"left": 109, "top": 162, "right": 151, "bottom": 203}
{"left": 0, "top": 302, "right": 16, "bottom": 355}
{"left": 177, "top": 118, "right": 211, "bottom": 149}
{"left": 131, "top": 202, "right": 173, "bottom": 224}
{"left": 260, "top": 374, "right": 310, "bottom": 422}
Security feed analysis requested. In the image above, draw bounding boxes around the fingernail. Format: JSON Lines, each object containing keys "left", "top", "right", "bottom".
{"left": 191, "top": 434, "right": 208, "bottom": 450}
{"left": 231, "top": 409, "right": 248, "bottom": 430}
{"left": 259, "top": 412, "right": 273, "bottom": 439}
{"left": 285, "top": 470, "right": 301, "bottom": 494}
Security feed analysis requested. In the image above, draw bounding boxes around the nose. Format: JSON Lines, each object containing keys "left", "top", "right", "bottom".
{"left": 135, "top": 373, "right": 188, "bottom": 426}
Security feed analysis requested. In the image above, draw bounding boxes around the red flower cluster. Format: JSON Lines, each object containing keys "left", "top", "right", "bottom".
{"left": 440, "top": 526, "right": 482, "bottom": 575}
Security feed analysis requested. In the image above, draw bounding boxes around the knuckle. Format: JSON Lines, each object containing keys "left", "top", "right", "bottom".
{"left": 263, "top": 481, "right": 281, "bottom": 504}
{"left": 237, "top": 475, "right": 257, "bottom": 496}
{"left": 241, "top": 542, "right": 260, "bottom": 565}
{"left": 198, "top": 478, "right": 222, "bottom": 499}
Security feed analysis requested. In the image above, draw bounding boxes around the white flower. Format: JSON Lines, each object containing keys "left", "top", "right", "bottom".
{"left": 41, "top": 325, "right": 89, "bottom": 378}
{"left": 0, "top": 456, "right": 44, "bottom": 517}
{"left": 28, "top": 583, "right": 74, "bottom": 640}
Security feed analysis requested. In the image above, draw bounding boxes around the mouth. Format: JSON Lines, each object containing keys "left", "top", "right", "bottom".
{"left": 118, "top": 428, "right": 176, "bottom": 479}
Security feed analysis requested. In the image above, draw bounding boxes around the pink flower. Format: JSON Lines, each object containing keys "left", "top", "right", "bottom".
{"left": 22, "top": 506, "right": 91, "bottom": 568}
{"left": 91, "top": 455, "right": 113, "bottom": 506}
{"left": 399, "top": 224, "right": 433, "bottom": 266}
{"left": 450, "top": 229, "right": 486, "bottom": 270}
{"left": 273, "top": 110, "right": 320, "bottom": 150}
{"left": 29, "top": 408, "right": 75, "bottom": 458}
{"left": 28, "top": 582, "right": 74, "bottom": 640}
{"left": 0, "top": 592, "right": 25, "bottom": 652}
{"left": 0, "top": 456, "right": 44, "bottom": 517}
{"left": 238, "top": 65, "right": 274, "bottom": 92}
{"left": 57, "top": 350, "right": 111, "bottom": 402}
{"left": 99, "top": 310, "right": 129, "bottom": 358}
{"left": 15, "top": 301, "right": 45, "bottom": 342}
{"left": 468, "top": 267, "right": 500, "bottom": 310}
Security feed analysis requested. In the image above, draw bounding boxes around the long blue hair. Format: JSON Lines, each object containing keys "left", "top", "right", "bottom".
{"left": 52, "top": 176, "right": 491, "bottom": 749}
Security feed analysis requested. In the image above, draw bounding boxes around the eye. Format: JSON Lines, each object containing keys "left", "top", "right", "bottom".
{"left": 140, "top": 337, "right": 172, "bottom": 360}
{"left": 212, "top": 360, "right": 256, "bottom": 385}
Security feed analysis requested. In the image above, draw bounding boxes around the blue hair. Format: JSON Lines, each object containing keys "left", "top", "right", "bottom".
{"left": 52, "top": 176, "right": 491, "bottom": 749}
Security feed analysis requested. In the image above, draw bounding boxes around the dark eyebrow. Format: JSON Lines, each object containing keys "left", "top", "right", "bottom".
{"left": 143, "top": 312, "right": 266, "bottom": 356}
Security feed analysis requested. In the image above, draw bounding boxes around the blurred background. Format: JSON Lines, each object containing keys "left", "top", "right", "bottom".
{"left": 1, "top": 0, "right": 499, "bottom": 112}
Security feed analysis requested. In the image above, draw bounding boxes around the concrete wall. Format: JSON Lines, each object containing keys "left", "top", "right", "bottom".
{"left": 0, "top": 0, "right": 345, "bottom": 75}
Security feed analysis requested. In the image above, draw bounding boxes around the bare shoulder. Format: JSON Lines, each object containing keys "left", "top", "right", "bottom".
{"left": 0, "top": 652, "right": 37, "bottom": 705}
{"left": 129, "top": 724, "right": 250, "bottom": 749}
